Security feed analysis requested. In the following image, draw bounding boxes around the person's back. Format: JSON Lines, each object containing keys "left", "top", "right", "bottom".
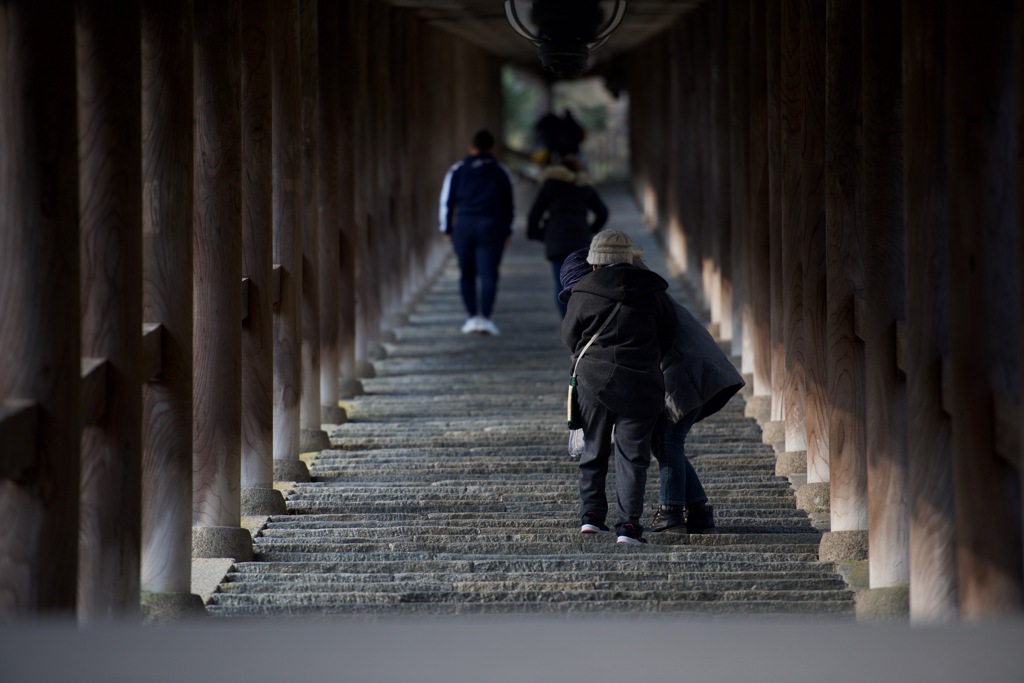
{"left": 527, "top": 163, "right": 608, "bottom": 260}
{"left": 438, "top": 129, "right": 514, "bottom": 336}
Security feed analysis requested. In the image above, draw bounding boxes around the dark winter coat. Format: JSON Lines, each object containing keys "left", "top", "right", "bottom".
{"left": 662, "top": 301, "right": 746, "bottom": 424}
{"left": 438, "top": 152, "right": 514, "bottom": 237}
{"left": 561, "top": 264, "right": 677, "bottom": 418}
{"left": 526, "top": 166, "right": 609, "bottom": 260}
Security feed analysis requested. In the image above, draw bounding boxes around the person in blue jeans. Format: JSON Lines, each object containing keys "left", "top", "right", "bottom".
{"left": 559, "top": 247, "right": 745, "bottom": 534}
{"left": 439, "top": 129, "right": 514, "bottom": 336}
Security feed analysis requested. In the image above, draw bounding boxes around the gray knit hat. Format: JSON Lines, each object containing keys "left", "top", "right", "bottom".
{"left": 587, "top": 229, "right": 636, "bottom": 265}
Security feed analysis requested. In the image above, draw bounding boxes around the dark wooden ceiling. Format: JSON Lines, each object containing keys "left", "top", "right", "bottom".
{"left": 381, "top": 1, "right": 702, "bottom": 73}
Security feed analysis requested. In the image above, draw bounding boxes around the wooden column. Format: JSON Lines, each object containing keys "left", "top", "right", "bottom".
{"left": 730, "top": 0, "right": 751, "bottom": 368}
{"left": 239, "top": 0, "right": 284, "bottom": 514}
{"left": 140, "top": 0, "right": 199, "bottom": 605}
{"left": 947, "top": 0, "right": 1024, "bottom": 619}
{"left": 337, "top": 2, "right": 362, "bottom": 399}
{"left": 0, "top": 0, "right": 79, "bottom": 615}
{"left": 799, "top": 0, "right": 829, "bottom": 486}
{"left": 711, "top": 0, "right": 732, "bottom": 344}
{"left": 780, "top": 0, "right": 807, "bottom": 454}
{"left": 76, "top": 0, "right": 143, "bottom": 621}
{"left": 270, "top": 0, "right": 310, "bottom": 482}
{"left": 192, "top": 0, "right": 251, "bottom": 560}
{"left": 824, "top": 0, "right": 868, "bottom": 533}
{"left": 317, "top": 0, "right": 343, "bottom": 424}
{"left": 903, "top": 0, "right": 956, "bottom": 622}
{"left": 748, "top": 0, "right": 772, "bottom": 404}
{"left": 766, "top": 0, "right": 786, "bottom": 425}
{"left": 298, "top": 0, "right": 327, "bottom": 448}
{"left": 352, "top": 0, "right": 372, "bottom": 379}
{"left": 863, "top": 0, "right": 909, "bottom": 589}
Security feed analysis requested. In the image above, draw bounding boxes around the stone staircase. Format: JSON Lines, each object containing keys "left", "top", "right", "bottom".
{"left": 206, "top": 194, "right": 854, "bottom": 620}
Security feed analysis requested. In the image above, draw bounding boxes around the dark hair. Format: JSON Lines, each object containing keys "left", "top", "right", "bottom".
{"left": 472, "top": 129, "right": 495, "bottom": 152}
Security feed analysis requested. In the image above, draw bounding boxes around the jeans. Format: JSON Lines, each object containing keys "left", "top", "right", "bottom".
{"left": 452, "top": 220, "right": 506, "bottom": 319}
{"left": 549, "top": 256, "right": 568, "bottom": 318}
{"left": 652, "top": 409, "right": 708, "bottom": 507}
{"left": 577, "top": 385, "right": 656, "bottom": 532}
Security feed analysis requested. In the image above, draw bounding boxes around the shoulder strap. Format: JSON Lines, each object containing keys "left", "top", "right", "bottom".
{"left": 572, "top": 302, "right": 622, "bottom": 375}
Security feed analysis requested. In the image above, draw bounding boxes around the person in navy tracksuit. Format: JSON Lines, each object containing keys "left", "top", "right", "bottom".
{"left": 438, "top": 129, "right": 514, "bottom": 336}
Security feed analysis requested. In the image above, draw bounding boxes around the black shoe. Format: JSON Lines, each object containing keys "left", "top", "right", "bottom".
{"left": 580, "top": 512, "right": 610, "bottom": 534}
{"left": 686, "top": 502, "right": 715, "bottom": 534}
{"left": 649, "top": 505, "right": 686, "bottom": 533}
{"left": 616, "top": 523, "right": 647, "bottom": 544}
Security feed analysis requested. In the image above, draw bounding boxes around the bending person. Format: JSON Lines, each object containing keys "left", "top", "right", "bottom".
{"left": 559, "top": 247, "right": 745, "bottom": 534}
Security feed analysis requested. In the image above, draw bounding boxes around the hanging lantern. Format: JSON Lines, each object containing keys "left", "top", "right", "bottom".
{"left": 504, "top": 0, "right": 627, "bottom": 78}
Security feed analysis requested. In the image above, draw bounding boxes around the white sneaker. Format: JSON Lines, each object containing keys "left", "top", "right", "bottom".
{"left": 477, "top": 317, "right": 500, "bottom": 336}
{"left": 461, "top": 316, "right": 482, "bottom": 334}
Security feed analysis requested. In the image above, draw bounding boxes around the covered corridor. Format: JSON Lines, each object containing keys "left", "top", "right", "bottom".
{"left": 2, "top": 0, "right": 1024, "bottom": 672}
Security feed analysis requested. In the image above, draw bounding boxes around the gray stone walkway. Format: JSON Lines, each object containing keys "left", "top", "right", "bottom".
{"left": 205, "top": 183, "right": 853, "bottom": 619}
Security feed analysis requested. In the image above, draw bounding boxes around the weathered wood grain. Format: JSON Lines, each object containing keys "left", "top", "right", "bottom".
{"left": 780, "top": 0, "right": 807, "bottom": 452}
{"left": 730, "top": 0, "right": 751, "bottom": 368}
{"left": 299, "top": 0, "right": 322, "bottom": 431}
{"left": 863, "top": 0, "right": 909, "bottom": 589}
{"left": 240, "top": 0, "right": 274, "bottom": 489}
{"left": 824, "top": 0, "right": 868, "bottom": 533}
{"left": 766, "top": 0, "right": 786, "bottom": 422}
{"left": 748, "top": 0, "right": 772, "bottom": 399}
{"left": 141, "top": 0, "right": 194, "bottom": 595}
{"left": 947, "top": 0, "right": 1024, "bottom": 619}
{"left": 0, "top": 0, "right": 80, "bottom": 615}
{"left": 193, "top": 0, "right": 242, "bottom": 528}
{"left": 271, "top": 0, "right": 302, "bottom": 463}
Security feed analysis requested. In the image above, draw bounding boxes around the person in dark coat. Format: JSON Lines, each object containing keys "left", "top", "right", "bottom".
{"left": 526, "top": 154, "right": 609, "bottom": 317}
{"left": 561, "top": 231, "right": 677, "bottom": 544}
{"left": 438, "top": 129, "right": 514, "bottom": 336}
{"left": 559, "top": 247, "right": 745, "bottom": 534}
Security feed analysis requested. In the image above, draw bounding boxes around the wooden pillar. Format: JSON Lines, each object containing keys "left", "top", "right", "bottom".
{"left": 140, "top": 0, "right": 200, "bottom": 608}
{"left": 76, "top": 0, "right": 143, "bottom": 621}
{"left": 192, "top": 0, "right": 251, "bottom": 561}
{"left": 947, "top": 0, "right": 1024, "bottom": 619}
{"left": 239, "top": 0, "right": 285, "bottom": 514}
{"left": 270, "top": 0, "right": 310, "bottom": 482}
{"left": 0, "top": 0, "right": 79, "bottom": 615}
{"left": 863, "top": 0, "right": 909, "bottom": 590}
{"left": 903, "top": 0, "right": 956, "bottom": 622}
{"left": 780, "top": 0, "right": 807, "bottom": 454}
{"left": 748, "top": 0, "right": 772, "bottom": 405}
{"left": 799, "top": 0, "right": 830, "bottom": 486}
{"left": 711, "top": 0, "right": 732, "bottom": 344}
{"left": 766, "top": 0, "right": 786, "bottom": 426}
{"left": 298, "top": 0, "right": 328, "bottom": 450}
{"left": 317, "top": 0, "right": 343, "bottom": 424}
{"left": 824, "top": 0, "right": 868, "bottom": 533}
{"left": 352, "top": 0, "right": 372, "bottom": 379}
{"left": 337, "top": 2, "right": 363, "bottom": 399}
{"left": 730, "top": 0, "right": 751, "bottom": 368}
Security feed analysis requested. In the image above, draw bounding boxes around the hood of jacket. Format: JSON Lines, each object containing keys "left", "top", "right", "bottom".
{"left": 539, "top": 164, "right": 591, "bottom": 187}
{"left": 570, "top": 263, "right": 669, "bottom": 302}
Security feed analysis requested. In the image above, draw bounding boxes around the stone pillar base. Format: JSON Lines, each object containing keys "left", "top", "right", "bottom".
{"left": 300, "top": 427, "right": 331, "bottom": 453}
{"left": 775, "top": 450, "right": 808, "bottom": 476}
{"left": 796, "top": 481, "right": 830, "bottom": 513}
{"left": 743, "top": 394, "right": 771, "bottom": 425}
{"left": 819, "top": 529, "right": 869, "bottom": 562}
{"left": 380, "top": 329, "right": 398, "bottom": 344}
{"left": 856, "top": 584, "right": 910, "bottom": 622}
{"left": 321, "top": 403, "right": 347, "bottom": 425}
{"left": 192, "top": 526, "right": 253, "bottom": 561}
{"left": 241, "top": 486, "right": 287, "bottom": 516}
{"left": 389, "top": 312, "right": 410, "bottom": 328}
{"left": 761, "top": 420, "right": 785, "bottom": 451}
{"left": 274, "top": 458, "right": 311, "bottom": 483}
{"left": 140, "top": 591, "right": 206, "bottom": 623}
{"left": 340, "top": 378, "right": 365, "bottom": 398}
{"left": 356, "top": 360, "right": 377, "bottom": 378}
{"left": 367, "top": 344, "right": 387, "bottom": 360}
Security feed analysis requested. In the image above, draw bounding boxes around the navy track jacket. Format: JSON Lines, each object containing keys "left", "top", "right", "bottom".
{"left": 438, "top": 152, "right": 514, "bottom": 237}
